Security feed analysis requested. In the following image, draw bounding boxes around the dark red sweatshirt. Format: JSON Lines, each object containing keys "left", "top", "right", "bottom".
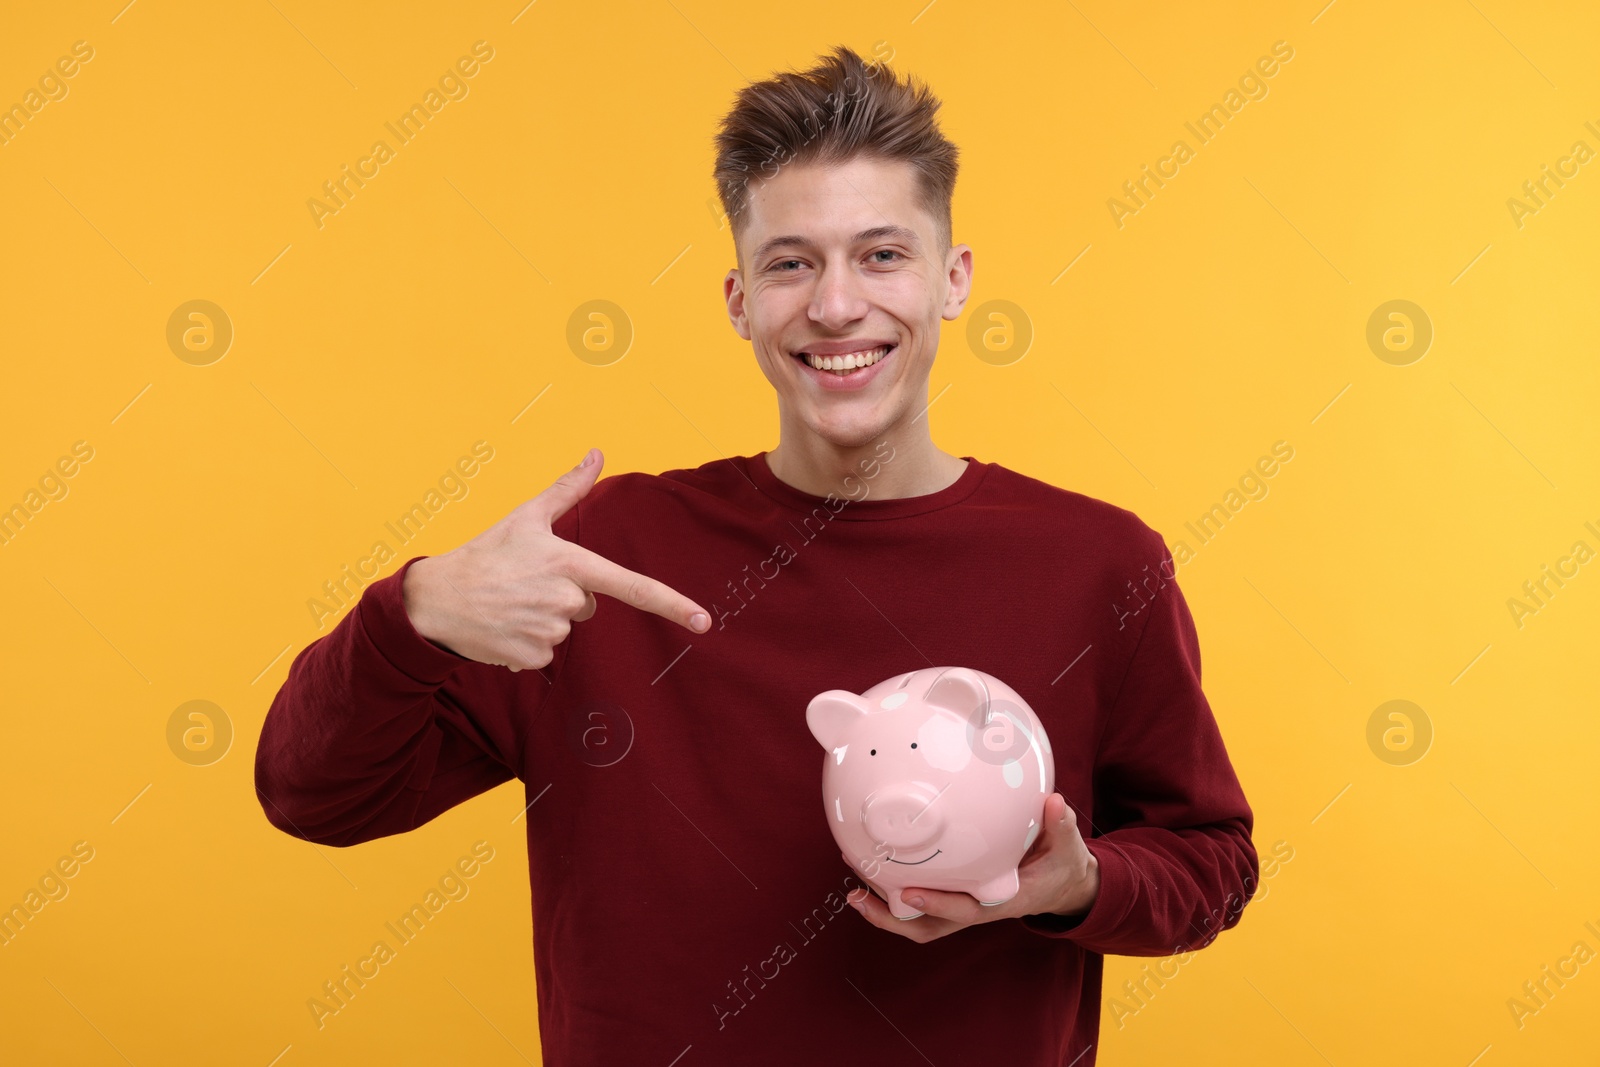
{"left": 255, "top": 447, "right": 1257, "bottom": 1066}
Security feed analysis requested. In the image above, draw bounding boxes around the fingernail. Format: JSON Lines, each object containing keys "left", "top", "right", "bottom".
{"left": 690, "top": 613, "right": 709, "bottom": 632}
{"left": 577, "top": 449, "right": 595, "bottom": 468}
{"left": 906, "top": 895, "right": 926, "bottom": 909}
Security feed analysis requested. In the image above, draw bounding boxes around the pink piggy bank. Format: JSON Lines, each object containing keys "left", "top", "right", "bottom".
{"left": 806, "top": 666, "right": 1055, "bottom": 920}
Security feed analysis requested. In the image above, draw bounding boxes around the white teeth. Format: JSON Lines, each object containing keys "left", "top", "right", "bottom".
{"left": 803, "top": 345, "right": 891, "bottom": 373}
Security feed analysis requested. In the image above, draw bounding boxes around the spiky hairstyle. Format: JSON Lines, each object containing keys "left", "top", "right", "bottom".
{"left": 712, "top": 45, "right": 959, "bottom": 254}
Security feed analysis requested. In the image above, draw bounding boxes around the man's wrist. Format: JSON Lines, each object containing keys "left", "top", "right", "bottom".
{"left": 1053, "top": 852, "right": 1101, "bottom": 916}
{"left": 401, "top": 555, "right": 458, "bottom": 653}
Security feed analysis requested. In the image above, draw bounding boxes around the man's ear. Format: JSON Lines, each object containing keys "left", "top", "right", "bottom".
{"left": 941, "top": 243, "right": 974, "bottom": 320}
{"left": 725, "top": 268, "right": 751, "bottom": 340}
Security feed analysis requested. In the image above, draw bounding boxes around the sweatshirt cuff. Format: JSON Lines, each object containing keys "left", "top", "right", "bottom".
{"left": 357, "top": 555, "right": 474, "bottom": 686}
{"left": 1018, "top": 836, "right": 1134, "bottom": 942}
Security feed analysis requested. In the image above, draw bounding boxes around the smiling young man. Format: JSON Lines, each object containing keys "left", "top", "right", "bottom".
{"left": 256, "top": 45, "right": 1257, "bottom": 1066}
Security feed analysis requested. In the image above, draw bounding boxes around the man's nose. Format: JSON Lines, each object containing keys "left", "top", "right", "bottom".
{"left": 807, "top": 263, "right": 870, "bottom": 329}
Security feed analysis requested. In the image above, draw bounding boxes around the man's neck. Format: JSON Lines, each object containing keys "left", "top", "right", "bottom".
{"left": 764, "top": 432, "right": 967, "bottom": 501}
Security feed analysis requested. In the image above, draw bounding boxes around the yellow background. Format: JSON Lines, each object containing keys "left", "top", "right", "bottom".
{"left": 2, "top": 0, "right": 1596, "bottom": 1063}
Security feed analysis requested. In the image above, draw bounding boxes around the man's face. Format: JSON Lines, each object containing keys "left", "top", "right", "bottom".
{"left": 724, "top": 155, "right": 973, "bottom": 450}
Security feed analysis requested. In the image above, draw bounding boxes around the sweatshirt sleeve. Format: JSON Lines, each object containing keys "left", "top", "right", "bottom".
{"left": 254, "top": 506, "right": 579, "bottom": 847}
{"left": 1019, "top": 530, "right": 1258, "bottom": 954}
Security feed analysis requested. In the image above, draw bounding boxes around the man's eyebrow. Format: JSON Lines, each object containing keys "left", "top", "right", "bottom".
{"left": 750, "top": 225, "right": 922, "bottom": 263}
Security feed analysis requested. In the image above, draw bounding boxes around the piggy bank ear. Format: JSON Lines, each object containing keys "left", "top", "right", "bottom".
{"left": 806, "top": 691, "right": 868, "bottom": 749}
{"left": 923, "top": 667, "right": 993, "bottom": 729}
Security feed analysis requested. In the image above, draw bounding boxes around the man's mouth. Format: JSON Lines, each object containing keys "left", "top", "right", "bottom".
{"left": 790, "top": 342, "right": 895, "bottom": 376}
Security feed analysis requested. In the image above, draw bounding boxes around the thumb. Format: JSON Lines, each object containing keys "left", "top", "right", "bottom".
{"left": 1040, "top": 793, "right": 1073, "bottom": 843}
{"left": 1024, "top": 794, "right": 1070, "bottom": 861}
{"left": 529, "top": 447, "right": 604, "bottom": 527}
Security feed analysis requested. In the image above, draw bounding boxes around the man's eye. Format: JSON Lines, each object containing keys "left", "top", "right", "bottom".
{"left": 771, "top": 259, "right": 803, "bottom": 271}
{"left": 871, "top": 249, "right": 903, "bottom": 263}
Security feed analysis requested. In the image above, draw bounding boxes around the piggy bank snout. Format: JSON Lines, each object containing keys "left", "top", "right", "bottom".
{"left": 862, "top": 785, "right": 945, "bottom": 851}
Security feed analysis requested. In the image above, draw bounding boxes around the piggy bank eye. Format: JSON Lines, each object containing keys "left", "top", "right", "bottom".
{"left": 869, "top": 749, "right": 876, "bottom": 755}
{"left": 910, "top": 742, "right": 918, "bottom": 749}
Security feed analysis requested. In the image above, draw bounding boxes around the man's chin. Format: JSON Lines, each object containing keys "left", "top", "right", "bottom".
{"left": 798, "top": 409, "right": 897, "bottom": 451}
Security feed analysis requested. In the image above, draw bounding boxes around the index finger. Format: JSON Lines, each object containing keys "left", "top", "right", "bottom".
{"left": 565, "top": 544, "right": 711, "bottom": 633}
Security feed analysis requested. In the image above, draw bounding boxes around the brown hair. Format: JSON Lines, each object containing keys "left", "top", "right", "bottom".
{"left": 712, "top": 45, "right": 959, "bottom": 255}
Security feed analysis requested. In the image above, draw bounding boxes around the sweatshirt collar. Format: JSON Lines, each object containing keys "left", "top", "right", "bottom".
{"left": 737, "top": 450, "right": 989, "bottom": 520}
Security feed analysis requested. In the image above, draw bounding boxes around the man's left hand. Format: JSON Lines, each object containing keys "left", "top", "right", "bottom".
{"left": 844, "top": 792, "right": 1099, "bottom": 943}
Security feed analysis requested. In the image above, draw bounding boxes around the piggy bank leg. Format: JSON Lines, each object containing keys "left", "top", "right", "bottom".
{"left": 887, "top": 888, "right": 926, "bottom": 920}
{"left": 975, "top": 868, "right": 1021, "bottom": 906}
